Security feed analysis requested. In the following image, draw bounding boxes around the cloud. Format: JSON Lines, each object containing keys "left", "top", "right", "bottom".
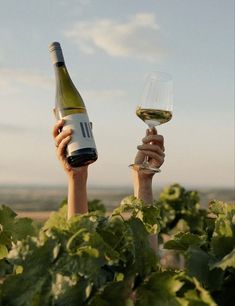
{"left": 65, "top": 13, "right": 167, "bottom": 62}
{"left": 0, "top": 68, "right": 53, "bottom": 95}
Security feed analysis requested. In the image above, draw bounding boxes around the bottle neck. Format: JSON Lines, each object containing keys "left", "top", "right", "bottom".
{"left": 53, "top": 59, "right": 86, "bottom": 115}
{"left": 50, "top": 44, "right": 65, "bottom": 65}
{"left": 55, "top": 61, "right": 65, "bottom": 67}
{"left": 49, "top": 42, "right": 86, "bottom": 117}
{"left": 49, "top": 43, "right": 71, "bottom": 84}
{"left": 53, "top": 62, "right": 75, "bottom": 90}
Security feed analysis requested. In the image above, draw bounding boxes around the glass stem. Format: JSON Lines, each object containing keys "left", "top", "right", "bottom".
{"left": 143, "top": 155, "right": 149, "bottom": 166}
{"left": 143, "top": 125, "right": 154, "bottom": 167}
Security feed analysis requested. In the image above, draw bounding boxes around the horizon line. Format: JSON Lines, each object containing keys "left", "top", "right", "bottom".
{"left": 0, "top": 182, "right": 234, "bottom": 191}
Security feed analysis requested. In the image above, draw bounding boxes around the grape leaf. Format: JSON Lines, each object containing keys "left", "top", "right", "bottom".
{"left": 127, "top": 218, "right": 156, "bottom": 277}
{"left": 54, "top": 278, "right": 88, "bottom": 306}
{"left": 0, "top": 205, "right": 37, "bottom": 260}
{"left": 135, "top": 271, "right": 184, "bottom": 306}
{"left": 88, "top": 280, "right": 133, "bottom": 306}
{"left": 1, "top": 238, "right": 57, "bottom": 303}
{"left": 164, "top": 232, "right": 205, "bottom": 251}
{"left": 43, "top": 205, "right": 68, "bottom": 232}
{"left": 184, "top": 277, "right": 217, "bottom": 306}
{"left": 211, "top": 202, "right": 235, "bottom": 259}
{"left": 0, "top": 245, "right": 8, "bottom": 260}
{"left": 88, "top": 199, "right": 106, "bottom": 213}
{"left": 210, "top": 248, "right": 235, "bottom": 270}
{"left": 186, "top": 246, "right": 224, "bottom": 291}
{"left": 112, "top": 196, "right": 143, "bottom": 216}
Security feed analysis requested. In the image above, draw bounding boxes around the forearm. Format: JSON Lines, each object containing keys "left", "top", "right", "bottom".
{"left": 67, "top": 172, "right": 88, "bottom": 219}
{"left": 132, "top": 171, "right": 153, "bottom": 204}
{"left": 132, "top": 170, "right": 158, "bottom": 252}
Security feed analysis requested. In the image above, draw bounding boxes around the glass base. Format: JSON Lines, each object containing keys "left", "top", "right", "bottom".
{"left": 129, "top": 163, "right": 161, "bottom": 173}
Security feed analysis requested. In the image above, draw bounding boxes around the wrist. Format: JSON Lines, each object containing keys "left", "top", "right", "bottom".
{"left": 132, "top": 170, "right": 153, "bottom": 204}
{"left": 132, "top": 169, "right": 153, "bottom": 185}
{"left": 67, "top": 168, "right": 88, "bottom": 183}
{"left": 67, "top": 169, "right": 88, "bottom": 218}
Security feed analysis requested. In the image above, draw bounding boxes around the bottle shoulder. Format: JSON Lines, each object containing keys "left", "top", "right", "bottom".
{"left": 56, "top": 107, "right": 87, "bottom": 118}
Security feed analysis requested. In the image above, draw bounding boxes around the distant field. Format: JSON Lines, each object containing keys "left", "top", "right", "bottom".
{"left": 0, "top": 185, "right": 132, "bottom": 212}
{"left": 16, "top": 210, "right": 52, "bottom": 221}
{"left": 1, "top": 185, "right": 234, "bottom": 221}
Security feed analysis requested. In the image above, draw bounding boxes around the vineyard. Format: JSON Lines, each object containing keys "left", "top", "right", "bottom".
{"left": 0, "top": 184, "right": 234, "bottom": 306}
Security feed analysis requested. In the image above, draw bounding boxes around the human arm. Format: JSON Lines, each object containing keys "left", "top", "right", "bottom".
{"left": 53, "top": 119, "right": 89, "bottom": 219}
{"left": 132, "top": 127, "right": 165, "bottom": 200}
{"left": 67, "top": 172, "right": 88, "bottom": 218}
{"left": 132, "top": 128, "right": 165, "bottom": 251}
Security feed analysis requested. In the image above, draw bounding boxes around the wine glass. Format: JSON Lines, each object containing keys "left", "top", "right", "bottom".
{"left": 130, "top": 71, "right": 173, "bottom": 173}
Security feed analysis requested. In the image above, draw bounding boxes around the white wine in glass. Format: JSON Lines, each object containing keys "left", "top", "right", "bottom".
{"left": 130, "top": 71, "right": 173, "bottom": 173}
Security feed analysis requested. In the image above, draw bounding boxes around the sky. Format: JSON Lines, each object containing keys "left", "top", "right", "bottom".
{"left": 0, "top": 0, "right": 234, "bottom": 188}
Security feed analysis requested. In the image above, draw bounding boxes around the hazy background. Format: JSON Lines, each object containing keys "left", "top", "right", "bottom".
{"left": 0, "top": 0, "right": 234, "bottom": 190}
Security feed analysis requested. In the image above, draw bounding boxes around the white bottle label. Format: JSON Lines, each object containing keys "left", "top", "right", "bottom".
{"left": 63, "top": 113, "right": 96, "bottom": 155}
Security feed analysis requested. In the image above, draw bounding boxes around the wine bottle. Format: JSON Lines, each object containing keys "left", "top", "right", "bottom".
{"left": 49, "top": 42, "right": 98, "bottom": 167}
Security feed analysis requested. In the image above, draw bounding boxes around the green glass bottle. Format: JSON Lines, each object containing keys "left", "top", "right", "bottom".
{"left": 49, "top": 42, "right": 98, "bottom": 167}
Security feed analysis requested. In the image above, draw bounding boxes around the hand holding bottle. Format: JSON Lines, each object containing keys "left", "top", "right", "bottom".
{"left": 53, "top": 119, "right": 88, "bottom": 179}
{"left": 49, "top": 42, "right": 98, "bottom": 168}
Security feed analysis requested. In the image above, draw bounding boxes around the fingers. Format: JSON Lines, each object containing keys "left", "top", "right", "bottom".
{"left": 137, "top": 144, "right": 165, "bottom": 157}
{"left": 57, "top": 135, "right": 71, "bottom": 159}
{"left": 142, "top": 134, "right": 164, "bottom": 144}
{"left": 137, "top": 128, "right": 165, "bottom": 166}
{"left": 53, "top": 119, "right": 65, "bottom": 138}
{"left": 137, "top": 143, "right": 165, "bottom": 165}
{"left": 142, "top": 134, "right": 164, "bottom": 150}
{"left": 142, "top": 128, "right": 164, "bottom": 150}
{"left": 53, "top": 119, "right": 72, "bottom": 149}
{"left": 54, "top": 128, "right": 72, "bottom": 148}
{"left": 139, "top": 150, "right": 164, "bottom": 165}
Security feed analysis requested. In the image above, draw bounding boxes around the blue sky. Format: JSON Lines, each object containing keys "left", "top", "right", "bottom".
{"left": 0, "top": 0, "right": 234, "bottom": 188}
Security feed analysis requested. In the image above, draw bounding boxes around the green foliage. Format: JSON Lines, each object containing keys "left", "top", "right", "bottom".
{"left": 0, "top": 205, "right": 37, "bottom": 250}
{"left": 210, "top": 248, "right": 235, "bottom": 270}
{"left": 88, "top": 199, "right": 106, "bottom": 213}
{"left": 113, "top": 196, "right": 161, "bottom": 234}
{"left": 158, "top": 184, "right": 208, "bottom": 236}
{"left": 163, "top": 198, "right": 235, "bottom": 305}
{"left": 0, "top": 185, "right": 234, "bottom": 305}
{"left": 135, "top": 271, "right": 216, "bottom": 306}
{"left": 0, "top": 205, "right": 38, "bottom": 281}
{"left": 209, "top": 201, "right": 235, "bottom": 259}
{"left": 164, "top": 232, "right": 206, "bottom": 251}
{"left": 1, "top": 239, "right": 54, "bottom": 306}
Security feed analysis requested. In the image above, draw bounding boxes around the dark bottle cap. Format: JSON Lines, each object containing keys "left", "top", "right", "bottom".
{"left": 49, "top": 42, "right": 64, "bottom": 64}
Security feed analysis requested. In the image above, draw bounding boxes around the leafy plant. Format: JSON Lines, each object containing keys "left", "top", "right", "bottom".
{"left": 164, "top": 200, "right": 235, "bottom": 305}
{"left": 0, "top": 184, "right": 234, "bottom": 305}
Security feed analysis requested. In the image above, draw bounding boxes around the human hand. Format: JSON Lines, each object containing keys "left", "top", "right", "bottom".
{"left": 134, "top": 127, "right": 165, "bottom": 179}
{"left": 52, "top": 119, "right": 88, "bottom": 179}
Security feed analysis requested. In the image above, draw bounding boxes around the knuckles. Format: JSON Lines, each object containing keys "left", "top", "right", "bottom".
{"left": 142, "top": 134, "right": 164, "bottom": 144}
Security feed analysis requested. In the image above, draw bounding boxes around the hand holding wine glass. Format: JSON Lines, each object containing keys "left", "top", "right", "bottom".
{"left": 130, "top": 71, "right": 173, "bottom": 173}
{"left": 134, "top": 127, "right": 165, "bottom": 176}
